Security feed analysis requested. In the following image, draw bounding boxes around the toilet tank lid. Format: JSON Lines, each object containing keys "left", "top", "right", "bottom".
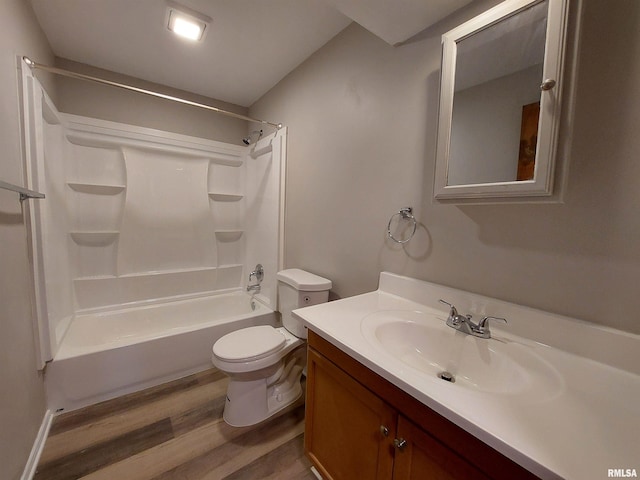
{"left": 276, "top": 269, "right": 332, "bottom": 291}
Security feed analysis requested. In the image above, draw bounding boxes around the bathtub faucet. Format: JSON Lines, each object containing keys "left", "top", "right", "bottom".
{"left": 247, "top": 264, "right": 264, "bottom": 292}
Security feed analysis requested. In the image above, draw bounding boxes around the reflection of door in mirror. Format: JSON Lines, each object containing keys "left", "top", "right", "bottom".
{"left": 517, "top": 101, "right": 540, "bottom": 180}
{"left": 447, "top": 1, "right": 547, "bottom": 186}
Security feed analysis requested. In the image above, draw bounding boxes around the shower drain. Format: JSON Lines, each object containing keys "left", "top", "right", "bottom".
{"left": 438, "top": 371, "right": 455, "bottom": 383}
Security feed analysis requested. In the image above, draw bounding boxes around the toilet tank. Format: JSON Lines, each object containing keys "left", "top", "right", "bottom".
{"left": 276, "top": 269, "right": 332, "bottom": 339}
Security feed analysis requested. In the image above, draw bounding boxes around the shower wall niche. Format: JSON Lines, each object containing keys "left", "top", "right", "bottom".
{"left": 22, "top": 68, "right": 285, "bottom": 364}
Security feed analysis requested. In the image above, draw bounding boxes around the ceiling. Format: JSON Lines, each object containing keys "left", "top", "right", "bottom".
{"left": 30, "top": 0, "right": 472, "bottom": 108}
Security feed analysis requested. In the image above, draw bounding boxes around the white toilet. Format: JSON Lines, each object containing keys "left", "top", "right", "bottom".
{"left": 211, "top": 268, "right": 332, "bottom": 426}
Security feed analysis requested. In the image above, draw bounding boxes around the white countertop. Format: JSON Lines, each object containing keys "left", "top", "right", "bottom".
{"left": 294, "top": 273, "right": 640, "bottom": 480}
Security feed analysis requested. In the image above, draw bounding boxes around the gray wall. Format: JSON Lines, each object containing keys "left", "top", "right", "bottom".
{"left": 55, "top": 58, "right": 249, "bottom": 145}
{"left": 0, "top": 1, "right": 55, "bottom": 478}
{"left": 250, "top": 0, "right": 640, "bottom": 335}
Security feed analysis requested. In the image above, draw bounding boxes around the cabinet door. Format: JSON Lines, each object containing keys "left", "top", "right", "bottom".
{"left": 306, "top": 348, "right": 396, "bottom": 480}
{"left": 393, "top": 416, "right": 491, "bottom": 480}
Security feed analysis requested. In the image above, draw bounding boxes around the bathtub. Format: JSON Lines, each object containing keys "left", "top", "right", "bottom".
{"left": 45, "top": 291, "right": 278, "bottom": 412}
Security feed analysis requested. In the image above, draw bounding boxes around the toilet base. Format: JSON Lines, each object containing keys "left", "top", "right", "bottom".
{"left": 222, "top": 346, "right": 306, "bottom": 427}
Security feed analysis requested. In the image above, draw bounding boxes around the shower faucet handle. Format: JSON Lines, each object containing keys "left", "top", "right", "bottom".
{"left": 249, "top": 264, "right": 264, "bottom": 283}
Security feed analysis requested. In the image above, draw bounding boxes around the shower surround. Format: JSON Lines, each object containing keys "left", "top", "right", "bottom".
{"left": 21, "top": 64, "right": 286, "bottom": 411}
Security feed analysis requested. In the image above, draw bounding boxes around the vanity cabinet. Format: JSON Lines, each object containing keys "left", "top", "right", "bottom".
{"left": 305, "top": 331, "right": 539, "bottom": 480}
{"left": 391, "top": 415, "right": 491, "bottom": 480}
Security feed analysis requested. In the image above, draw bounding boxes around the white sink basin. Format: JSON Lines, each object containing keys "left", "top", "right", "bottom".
{"left": 361, "top": 310, "right": 563, "bottom": 399}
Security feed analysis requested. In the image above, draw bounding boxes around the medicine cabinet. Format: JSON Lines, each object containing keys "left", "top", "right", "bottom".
{"left": 433, "top": 0, "right": 570, "bottom": 202}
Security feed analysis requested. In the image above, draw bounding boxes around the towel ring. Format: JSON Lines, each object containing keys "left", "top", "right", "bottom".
{"left": 387, "top": 207, "right": 417, "bottom": 244}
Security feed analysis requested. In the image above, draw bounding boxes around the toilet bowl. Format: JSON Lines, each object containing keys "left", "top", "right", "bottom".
{"left": 212, "top": 269, "right": 331, "bottom": 426}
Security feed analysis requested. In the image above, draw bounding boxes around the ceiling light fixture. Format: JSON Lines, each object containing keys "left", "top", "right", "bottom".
{"left": 166, "top": 3, "right": 211, "bottom": 42}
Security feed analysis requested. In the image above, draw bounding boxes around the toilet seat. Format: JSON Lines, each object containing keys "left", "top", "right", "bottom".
{"left": 213, "top": 325, "right": 285, "bottom": 363}
{"left": 212, "top": 326, "right": 304, "bottom": 374}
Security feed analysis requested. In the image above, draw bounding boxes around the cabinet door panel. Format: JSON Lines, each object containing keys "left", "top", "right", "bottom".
{"left": 306, "top": 348, "right": 395, "bottom": 480}
{"left": 393, "top": 416, "right": 491, "bottom": 480}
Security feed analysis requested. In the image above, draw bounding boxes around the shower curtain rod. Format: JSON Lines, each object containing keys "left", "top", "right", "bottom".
{"left": 23, "top": 57, "right": 282, "bottom": 130}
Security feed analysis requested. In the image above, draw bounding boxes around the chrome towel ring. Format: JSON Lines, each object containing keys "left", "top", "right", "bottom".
{"left": 387, "top": 207, "right": 417, "bottom": 244}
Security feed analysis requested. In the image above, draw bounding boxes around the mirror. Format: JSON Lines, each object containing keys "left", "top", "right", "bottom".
{"left": 434, "top": 0, "right": 570, "bottom": 201}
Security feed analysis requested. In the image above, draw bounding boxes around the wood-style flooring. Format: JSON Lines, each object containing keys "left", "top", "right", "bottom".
{"left": 34, "top": 369, "right": 315, "bottom": 480}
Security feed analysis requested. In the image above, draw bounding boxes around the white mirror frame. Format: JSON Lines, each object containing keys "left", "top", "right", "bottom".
{"left": 434, "top": 0, "right": 570, "bottom": 201}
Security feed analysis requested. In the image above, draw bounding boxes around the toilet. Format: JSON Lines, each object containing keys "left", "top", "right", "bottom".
{"left": 212, "top": 268, "right": 332, "bottom": 426}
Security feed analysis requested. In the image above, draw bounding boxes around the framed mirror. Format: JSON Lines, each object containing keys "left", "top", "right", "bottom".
{"left": 434, "top": 0, "right": 570, "bottom": 201}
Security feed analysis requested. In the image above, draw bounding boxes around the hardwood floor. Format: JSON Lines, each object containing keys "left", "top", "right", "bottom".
{"left": 35, "top": 369, "right": 315, "bottom": 480}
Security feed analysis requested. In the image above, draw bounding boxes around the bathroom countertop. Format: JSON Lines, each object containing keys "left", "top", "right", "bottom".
{"left": 293, "top": 273, "right": 640, "bottom": 480}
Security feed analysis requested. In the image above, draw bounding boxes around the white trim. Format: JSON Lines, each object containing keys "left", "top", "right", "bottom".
{"left": 62, "top": 113, "right": 245, "bottom": 165}
{"left": 21, "top": 409, "right": 53, "bottom": 480}
{"left": 277, "top": 127, "right": 288, "bottom": 273}
{"left": 20, "top": 58, "right": 54, "bottom": 367}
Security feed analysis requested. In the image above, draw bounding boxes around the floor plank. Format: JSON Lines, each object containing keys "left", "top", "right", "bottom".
{"left": 170, "top": 393, "right": 227, "bottom": 437}
{"left": 49, "top": 369, "right": 223, "bottom": 436}
{"left": 39, "top": 375, "right": 228, "bottom": 464}
{"left": 35, "top": 368, "right": 314, "bottom": 480}
{"left": 224, "top": 431, "right": 316, "bottom": 480}
{"left": 35, "top": 418, "right": 174, "bottom": 480}
{"left": 155, "top": 404, "right": 306, "bottom": 480}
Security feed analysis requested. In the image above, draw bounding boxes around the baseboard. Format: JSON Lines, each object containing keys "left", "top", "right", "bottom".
{"left": 21, "top": 409, "right": 53, "bottom": 480}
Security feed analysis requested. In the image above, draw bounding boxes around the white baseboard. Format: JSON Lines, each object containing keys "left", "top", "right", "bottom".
{"left": 21, "top": 409, "right": 53, "bottom": 480}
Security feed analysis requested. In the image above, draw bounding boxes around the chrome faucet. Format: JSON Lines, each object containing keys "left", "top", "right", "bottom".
{"left": 247, "top": 264, "right": 264, "bottom": 292}
{"left": 438, "top": 299, "right": 506, "bottom": 339}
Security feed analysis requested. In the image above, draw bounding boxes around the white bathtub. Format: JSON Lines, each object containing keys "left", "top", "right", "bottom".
{"left": 45, "top": 291, "right": 278, "bottom": 412}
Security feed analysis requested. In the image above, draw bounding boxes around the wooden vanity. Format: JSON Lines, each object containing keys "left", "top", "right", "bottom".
{"left": 295, "top": 273, "right": 640, "bottom": 479}
{"left": 305, "top": 331, "right": 539, "bottom": 480}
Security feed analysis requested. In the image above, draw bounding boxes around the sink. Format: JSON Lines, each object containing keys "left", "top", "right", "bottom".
{"left": 361, "top": 310, "right": 563, "bottom": 399}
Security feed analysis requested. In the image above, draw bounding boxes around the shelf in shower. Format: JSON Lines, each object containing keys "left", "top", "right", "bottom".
{"left": 70, "top": 231, "right": 120, "bottom": 246}
{"left": 214, "top": 230, "right": 244, "bottom": 242}
{"left": 208, "top": 193, "right": 243, "bottom": 202}
{"left": 68, "top": 182, "right": 126, "bottom": 195}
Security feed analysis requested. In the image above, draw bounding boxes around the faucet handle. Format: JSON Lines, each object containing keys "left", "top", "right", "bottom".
{"left": 475, "top": 316, "right": 507, "bottom": 337}
{"left": 438, "top": 299, "right": 458, "bottom": 317}
{"left": 439, "top": 299, "right": 466, "bottom": 326}
{"left": 478, "top": 316, "right": 507, "bottom": 327}
{"left": 249, "top": 263, "right": 264, "bottom": 282}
